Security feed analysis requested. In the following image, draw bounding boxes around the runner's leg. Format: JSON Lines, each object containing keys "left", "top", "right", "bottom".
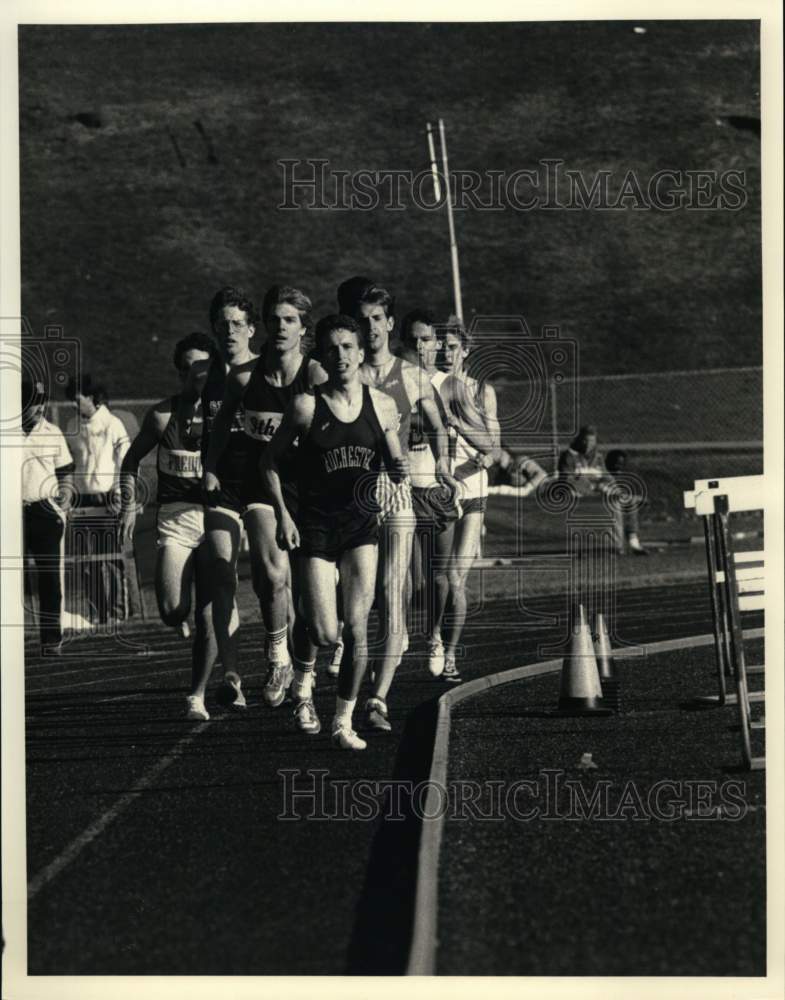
{"left": 190, "top": 539, "right": 219, "bottom": 701}
{"left": 443, "top": 511, "right": 484, "bottom": 680}
{"left": 204, "top": 507, "right": 242, "bottom": 680}
{"left": 370, "top": 509, "right": 414, "bottom": 701}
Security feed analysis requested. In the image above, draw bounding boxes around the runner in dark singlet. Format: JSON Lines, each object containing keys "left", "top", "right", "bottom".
{"left": 203, "top": 286, "right": 325, "bottom": 717}
{"left": 261, "top": 314, "right": 406, "bottom": 750}
{"left": 200, "top": 289, "right": 259, "bottom": 709}
{"left": 120, "top": 333, "right": 219, "bottom": 720}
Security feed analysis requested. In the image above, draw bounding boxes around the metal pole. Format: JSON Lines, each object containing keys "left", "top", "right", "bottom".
{"left": 549, "top": 377, "right": 559, "bottom": 473}
{"left": 426, "top": 122, "right": 442, "bottom": 203}
{"left": 438, "top": 118, "right": 464, "bottom": 326}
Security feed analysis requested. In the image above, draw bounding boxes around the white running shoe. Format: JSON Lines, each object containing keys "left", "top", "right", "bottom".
{"left": 186, "top": 694, "right": 210, "bottom": 721}
{"left": 327, "top": 639, "right": 344, "bottom": 678}
{"left": 427, "top": 639, "right": 445, "bottom": 677}
{"left": 294, "top": 698, "right": 321, "bottom": 735}
{"left": 177, "top": 620, "right": 191, "bottom": 640}
{"left": 216, "top": 673, "right": 247, "bottom": 709}
{"left": 331, "top": 723, "right": 367, "bottom": 750}
{"left": 263, "top": 661, "right": 294, "bottom": 707}
{"left": 442, "top": 658, "right": 463, "bottom": 684}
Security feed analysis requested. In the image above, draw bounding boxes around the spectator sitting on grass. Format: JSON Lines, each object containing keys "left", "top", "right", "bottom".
{"left": 605, "top": 448, "right": 648, "bottom": 556}
{"left": 488, "top": 447, "right": 547, "bottom": 496}
{"left": 559, "top": 426, "right": 647, "bottom": 555}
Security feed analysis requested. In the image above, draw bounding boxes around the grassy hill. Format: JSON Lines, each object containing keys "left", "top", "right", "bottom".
{"left": 19, "top": 20, "right": 761, "bottom": 398}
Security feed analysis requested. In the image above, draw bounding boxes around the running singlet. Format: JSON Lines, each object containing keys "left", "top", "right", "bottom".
{"left": 298, "top": 385, "right": 385, "bottom": 518}
{"left": 442, "top": 373, "right": 488, "bottom": 501}
{"left": 200, "top": 359, "right": 248, "bottom": 488}
{"left": 243, "top": 354, "right": 311, "bottom": 486}
{"left": 371, "top": 357, "right": 412, "bottom": 454}
{"left": 408, "top": 370, "right": 449, "bottom": 488}
{"left": 157, "top": 396, "right": 203, "bottom": 505}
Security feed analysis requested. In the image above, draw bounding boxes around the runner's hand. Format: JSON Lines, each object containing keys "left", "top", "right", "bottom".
{"left": 390, "top": 455, "right": 409, "bottom": 482}
{"left": 119, "top": 509, "right": 136, "bottom": 549}
{"left": 202, "top": 469, "right": 221, "bottom": 500}
{"left": 277, "top": 511, "right": 300, "bottom": 552}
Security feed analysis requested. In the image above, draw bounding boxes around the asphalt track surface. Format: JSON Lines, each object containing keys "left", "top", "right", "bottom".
{"left": 441, "top": 640, "right": 766, "bottom": 976}
{"left": 24, "top": 580, "right": 764, "bottom": 974}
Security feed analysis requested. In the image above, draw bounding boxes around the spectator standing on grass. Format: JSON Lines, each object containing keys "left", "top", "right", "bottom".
{"left": 21, "top": 377, "right": 75, "bottom": 653}
{"left": 65, "top": 374, "right": 131, "bottom": 623}
{"left": 558, "top": 426, "right": 647, "bottom": 555}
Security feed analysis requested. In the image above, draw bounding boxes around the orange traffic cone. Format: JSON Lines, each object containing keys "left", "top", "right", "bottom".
{"left": 555, "top": 605, "right": 612, "bottom": 716}
{"left": 594, "top": 612, "right": 620, "bottom": 713}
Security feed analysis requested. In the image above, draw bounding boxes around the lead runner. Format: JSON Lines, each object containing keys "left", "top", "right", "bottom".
{"left": 261, "top": 314, "right": 407, "bottom": 750}
{"left": 338, "top": 279, "right": 452, "bottom": 731}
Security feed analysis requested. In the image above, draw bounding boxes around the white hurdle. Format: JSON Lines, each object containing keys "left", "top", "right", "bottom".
{"left": 683, "top": 475, "right": 765, "bottom": 770}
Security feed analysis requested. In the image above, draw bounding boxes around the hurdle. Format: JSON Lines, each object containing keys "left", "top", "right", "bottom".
{"left": 683, "top": 475, "right": 765, "bottom": 770}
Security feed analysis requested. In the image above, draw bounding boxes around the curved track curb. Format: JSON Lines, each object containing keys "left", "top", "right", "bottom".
{"left": 405, "top": 626, "right": 765, "bottom": 975}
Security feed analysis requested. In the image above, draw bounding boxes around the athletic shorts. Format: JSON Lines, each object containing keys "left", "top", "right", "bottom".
{"left": 157, "top": 502, "right": 205, "bottom": 550}
{"left": 206, "top": 479, "right": 298, "bottom": 523}
{"left": 461, "top": 496, "right": 487, "bottom": 515}
{"left": 297, "top": 508, "right": 379, "bottom": 561}
{"left": 376, "top": 472, "right": 415, "bottom": 525}
{"left": 412, "top": 485, "right": 460, "bottom": 534}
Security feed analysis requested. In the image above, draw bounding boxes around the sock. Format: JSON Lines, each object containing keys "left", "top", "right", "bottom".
{"left": 628, "top": 533, "right": 642, "bottom": 550}
{"left": 334, "top": 696, "right": 356, "bottom": 729}
{"left": 266, "top": 625, "right": 289, "bottom": 664}
{"left": 292, "top": 658, "right": 316, "bottom": 700}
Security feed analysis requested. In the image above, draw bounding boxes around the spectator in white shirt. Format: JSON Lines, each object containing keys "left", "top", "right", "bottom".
{"left": 22, "top": 377, "right": 74, "bottom": 651}
{"left": 65, "top": 375, "right": 132, "bottom": 622}
{"left": 65, "top": 375, "right": 130, "bottom": 505}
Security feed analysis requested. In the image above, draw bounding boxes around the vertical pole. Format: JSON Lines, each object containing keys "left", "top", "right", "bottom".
{"left": 715, "top": 495, "right": 753, "bottom": 768}
{"left": 703, "top": 513, "right": 727, "bottom": 704}
{"left": 549, "top": 377, "right": 559, "bottom": 473}
{"left": 426, "top": 122, "right": 442, "bottom": 203}
{"left": 438, "top": 118, "right": 464, "bottom": 326}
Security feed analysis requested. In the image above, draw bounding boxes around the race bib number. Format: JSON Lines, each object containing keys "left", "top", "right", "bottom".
{"left": 245, "top": 410, "right": 282, "bottom": 442}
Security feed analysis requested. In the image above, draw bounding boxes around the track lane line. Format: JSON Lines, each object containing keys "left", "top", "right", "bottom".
{"left": 27, "top": 720, "right": 211, "bottom": 901}
{"left": 405, "top": 626, "right": 765, "bottom": 976}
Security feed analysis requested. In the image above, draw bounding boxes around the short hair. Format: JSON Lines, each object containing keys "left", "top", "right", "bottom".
{"left": 65, "top": 373, "right": 109, "bottom": 406}
{"left": 401, "top": 308, "right": 436, "bottom": 344}
{"left": 261, "top": 285, "right": 312, "bottom": 330}
{"left": 173, "top": 332, "right": 218, "bottom": 372}
{"left": 443, "top": 318, "right": 471, "bottom": 351}
{"left": 356, "top": 283, "right": 395, "bottom": 321}
{"left": 314, "top": 314, "right": 365, "bottom": 357}
{"left": 208, "top": 286, "right": 259, "bottom": 330}
{"left": 337, "top": 275, "right": 375, "bottom": 315}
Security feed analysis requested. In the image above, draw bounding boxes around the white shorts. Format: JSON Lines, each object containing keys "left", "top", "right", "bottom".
{"left": 156, "top": 502, "right": 205, "bottom": 550}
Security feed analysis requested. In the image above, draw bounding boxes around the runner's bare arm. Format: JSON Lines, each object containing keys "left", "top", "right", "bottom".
{"left": 307, "top": 357, "right": 328, "bottom": 388}
{"left": 202, "top": 366, "right": 251, "bottom": 477}
{"left": 119, "top": 401, "right": 168, "bottom": 545}
{"left": 370, "top": 389, "right": 408, "bottom": 482}
{"left": 259, "top": 393, "right": 315, "bottom": 549}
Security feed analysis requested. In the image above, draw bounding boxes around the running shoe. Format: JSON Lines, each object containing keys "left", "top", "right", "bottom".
{"left": 331, "top": 723, "right": 367, "bottom": 751}
{"left": 293, "top": 697, "right": 321, "bottom": 735}
{"left": 327, "top": 639, "right": 344, "bottom": 678}
{"left": 364, "top": 697, "right": 392, "bottom": 732}
{"left": 177, "top": 620, "right": 191, "bottom": 640}
{"left": 215, "top": 672, "right": 247, "bottom": 709}
{"left": 186, "top": 694, "right": 210, "bottom": 721}
{"left": 263, "top": 660, "right": 294, "bottom": 707}
{"left": 442, "top": 658, "right": 462, "bottom": 684}
{"left": 427, "top": 638, "right": 445, "bottom": 677}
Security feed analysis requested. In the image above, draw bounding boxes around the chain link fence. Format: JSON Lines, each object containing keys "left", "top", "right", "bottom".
{"left": 49, "top": 366, "right": 763, "bottom": 524}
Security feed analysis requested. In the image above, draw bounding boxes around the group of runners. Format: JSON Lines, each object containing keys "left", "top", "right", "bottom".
{"left": 119, "top": 278, "right": 500, "bottom": 750}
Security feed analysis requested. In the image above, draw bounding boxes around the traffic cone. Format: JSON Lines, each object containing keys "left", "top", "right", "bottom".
{"left": 594, "top": 612, "right": 621, "bottom": 713}
{"left": 555, "top": 605, "right": 612, "bottom": 716}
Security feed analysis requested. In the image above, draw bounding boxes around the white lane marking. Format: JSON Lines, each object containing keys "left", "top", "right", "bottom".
{"left": 28, "top": 720, "right": 211, "bottom": 901}
{"left": 26, "top": 669, "right": 266, "bottom": 699}
{"left": 405, "top": 625, "right": 765, "bottom": 976}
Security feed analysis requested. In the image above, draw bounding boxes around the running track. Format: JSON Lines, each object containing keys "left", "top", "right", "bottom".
{"left": 24, "top": 580, "right": 763, "bottom": 974}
